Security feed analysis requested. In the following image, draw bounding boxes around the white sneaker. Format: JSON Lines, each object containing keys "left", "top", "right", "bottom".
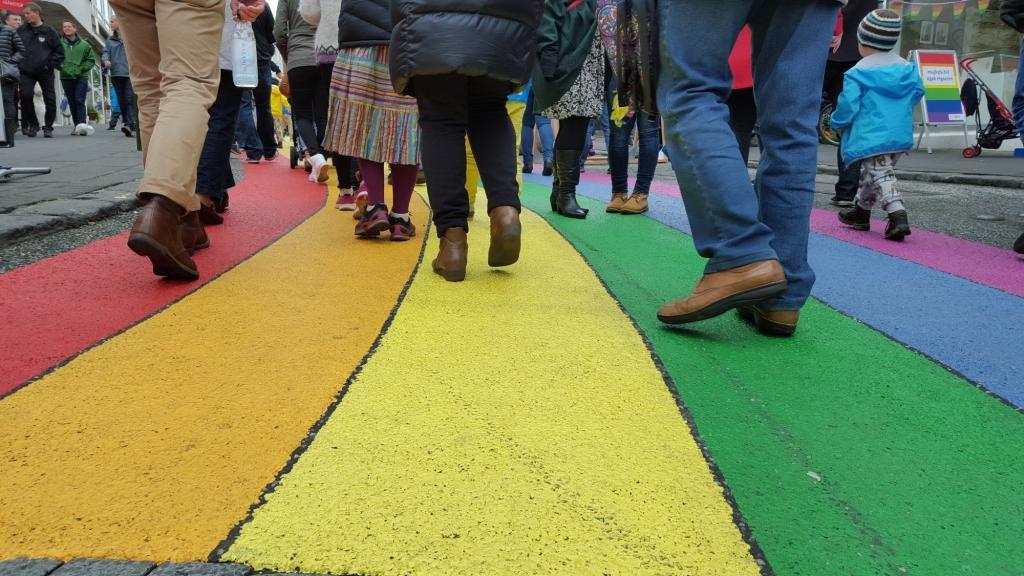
{"left": 307, "top": 153, "right": 326, "bottom": 183}
{"left": 84, "top": 124, "right": 94, "bottom": 136}
{"left": 657, "top": 150, "right": 669, "bottom": 164}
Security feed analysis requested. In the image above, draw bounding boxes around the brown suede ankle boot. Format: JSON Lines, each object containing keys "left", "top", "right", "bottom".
{"left": 607, "top": 192, "right": 628, "bottom": 213}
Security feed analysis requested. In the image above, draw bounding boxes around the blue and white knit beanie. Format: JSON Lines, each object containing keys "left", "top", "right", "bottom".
{"left": 857, "top": 9, "right": 902, "bottom": 52}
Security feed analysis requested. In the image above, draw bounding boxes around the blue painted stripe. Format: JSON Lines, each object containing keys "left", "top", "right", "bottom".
{"left": 529, "top": 173, "right": 1024, "bottom": 408}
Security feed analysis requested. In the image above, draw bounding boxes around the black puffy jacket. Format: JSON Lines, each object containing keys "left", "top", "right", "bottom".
{"left": 338, "top": 0, "right": 392, "bottom": 48}
{"left": 389, "top": 0, "right": 544, "bottom": 96}
{"left": 1002, "top": 0, "right": 1024, "bottom": 32}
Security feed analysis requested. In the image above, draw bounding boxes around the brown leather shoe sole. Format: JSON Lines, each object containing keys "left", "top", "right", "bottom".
{"left": 658, "top": 281, "right": 787, "bottom": 325}
{"left": 737, "top": 306, "right": 798, "bottom": 337}
{"left": 128, "top": 232, "right": 200, "bottom": 280}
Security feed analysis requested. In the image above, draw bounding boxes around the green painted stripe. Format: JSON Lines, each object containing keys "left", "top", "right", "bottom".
{"left": 924, "top": 87, "right": 961, "bottom": 101}
{"left": 521, "top": 182, "right": 1024, "bottom": 576}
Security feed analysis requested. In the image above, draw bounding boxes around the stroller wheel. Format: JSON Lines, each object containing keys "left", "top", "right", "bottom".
{"left": 962, "top": 146, "right": 979, "bottom": 158}
{"left": 290, "top": 146, "right": 298, "bottom": 169}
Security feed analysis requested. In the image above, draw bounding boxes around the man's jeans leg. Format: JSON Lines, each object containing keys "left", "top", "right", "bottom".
{"left": 658, "top": 0, "right": 777, "bottom": 274}
{"left": 634, "top": 111, "right": 661, "bottom": 194}
{"left": 750, "top": 0, "right": 837, "bottom": 311}
{"left": 254, "top": 61, "right": 277, "bottom": 156}
{"left": 112, "top": 76, "right": 136, "bottom": 129}
{"left": 61, "top": 79, "right": 88, "bottom": 126}
{"left": 1013, "top": 37, "right": 1024, "bottom": 137}
{"left": 522, "top": 91, "right": 536, "bottom": 165}
{"left": 536, "top": 115, "right": 554, "bottom": 162}
{"left": 235, "top": 90, "right": 262, "bottom": 159}
{"left": 197, "top": 70, "right": 243, "bottom": 202}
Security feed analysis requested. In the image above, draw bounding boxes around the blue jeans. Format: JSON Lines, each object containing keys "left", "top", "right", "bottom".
{"left": 1013, "top": 38, "right": 1024, "bottom": 136}
{"left": 235, "top": 90, "right": 262, "bottom": 159}
{"left": 522, "top": 90, "right": 554, "bottom": 164}
{"left": 658, "top": 0, "right": 837, "bottom": 311}
{"left": 60, "top": 78, "right": 89, "bottom": 126}
{"left": 609, "top": 110, "right": 661, "bottom": 195}
{"left": 197, "top": 70, "right": 243, "bottom": 201}
{"left": 581, "top": 104, "right": 610, "bottom": 169}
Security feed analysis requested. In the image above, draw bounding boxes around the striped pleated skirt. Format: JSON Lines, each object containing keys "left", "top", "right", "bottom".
{"left": 325, "top": 46, "right": 420, "bottom": 166}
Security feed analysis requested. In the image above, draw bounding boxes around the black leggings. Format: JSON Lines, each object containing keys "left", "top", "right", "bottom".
{"left": 287, "top": 65, "right": 326, "bottom": 156}
{"left": 554, "top": 116, "right": 590, "bottom": 151}
{"left": 317, "top": 62, "right": 357, "bottom": 190}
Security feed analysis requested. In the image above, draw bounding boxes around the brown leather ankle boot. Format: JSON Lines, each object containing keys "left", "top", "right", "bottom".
{"left": 127, "top": 195, "right": 199, "bottom": 280}
{"left": 181, "top": 210, "right": 210, "bottom": 255}
{"left": 607, "top": 192, "right": 628, "bottom": 213}
{"left": 432, "top": 227, "right": 468, "bottom": 282}
{"left": 488, "top": 205, "right": 521, "bottom": 267}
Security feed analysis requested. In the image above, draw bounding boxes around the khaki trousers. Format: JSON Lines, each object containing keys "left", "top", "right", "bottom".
{"left": 109, "top": 0, "right": 225, "bottom": 212}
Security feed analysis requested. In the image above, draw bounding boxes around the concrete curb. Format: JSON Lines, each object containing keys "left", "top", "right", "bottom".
{"left": 0, "top": 558, "right": 318, "bottom": 576}
{"left": 805, "top": 163, "right": 1024, "bottom": 190}
{"left": 0, "top": 184, "right": 140, "bottom": 248}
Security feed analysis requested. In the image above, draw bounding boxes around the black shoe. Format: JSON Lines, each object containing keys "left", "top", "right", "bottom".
{"left": 42, "top": 128, "right": 53, "bottom": 138}
{"left": 553, "top": 149, "right": 588, "bottom": 219}
{"left": 830, "top": 196, "right": 855, "bottom": 207}
{"left": 523, "top": 162, "right": 533, "bottom": 174}
{"left": 1014, "top": 232, "right": 1024, "bottom": 255}
{"left": 542, "top": 160, "right": 553, "bottom": 176}
{"left": 884, "top": 210, "right": 911, "bottom": 242}
{"left": 25, "top": 127, "right": 37, "bottom": 138}
{"left": 122, "top": 126, "right": 135, "bottom": 138}
{"left": 108, "top": 125, "right": 117, "bottom": 131}
{"left": 838, "top": 205, "right": 871, "bottom": 231}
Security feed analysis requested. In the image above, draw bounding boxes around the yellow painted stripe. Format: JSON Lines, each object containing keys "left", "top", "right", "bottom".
{"left": 225, "top": 207, "right": 761, "bottom": 576}
{"left": 0, "top": 186, "right": 428, "bottom": 561}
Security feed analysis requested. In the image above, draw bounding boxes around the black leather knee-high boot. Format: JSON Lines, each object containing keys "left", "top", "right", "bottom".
{"left": 554, "top": 149, "right": 588, "bottom": 219}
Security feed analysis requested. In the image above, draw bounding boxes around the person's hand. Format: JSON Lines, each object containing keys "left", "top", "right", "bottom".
{"left": 104, "top": 60, "right": 112, "bottom": 69}
{"left": 232, "top": 0, "right": 265, "bottom": 22}
{"left": 831, "top": 34, "right": 842, "bottom": 53}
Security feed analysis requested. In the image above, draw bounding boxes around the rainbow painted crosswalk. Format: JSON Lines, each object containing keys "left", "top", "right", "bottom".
{"left": 0, "top": 158, "right": 1021, "bottom": 576}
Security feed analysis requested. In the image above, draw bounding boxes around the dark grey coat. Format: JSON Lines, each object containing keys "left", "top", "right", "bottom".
{"left": 101, "top": 33, "right": 130, "bottom": 77}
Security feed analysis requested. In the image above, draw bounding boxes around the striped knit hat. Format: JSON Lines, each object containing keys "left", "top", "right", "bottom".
{"left": 857, "top": 9, "right": 902, "bottom": 52}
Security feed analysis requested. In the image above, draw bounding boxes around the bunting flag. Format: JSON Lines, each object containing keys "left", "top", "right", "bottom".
{"left": 953, "top": 0, "right": 967, "bottom": 17}
{"left": 909, "top": 2, "right": 923, "bottom": 17}
{"left": 977, "top": 0, "right": 990, "bottom": 11}
{"left": 892, "top": 0, "right": 905, "bottom": 13}
{"left": 931, "top": 3, "right": 945, "bottom": 18}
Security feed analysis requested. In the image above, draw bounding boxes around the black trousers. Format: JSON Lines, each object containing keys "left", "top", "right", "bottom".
{"left": 287, "top": 65, "right": 326, "bottom": 156}
{"left": 414, "top": 74, "right": 521, "bottom": 235}
{"left": 554, "top": 115, "right": 590, "bottom": 151}
{"left": 19, "top": 69, "right": 56, "bottom": 131}
{"left": 254, "top": 61, "right": 277, "bottom": 156}
{"left": 2, "top": 78, "right": 16, "bottom": 143}
{"left": 110, "top": 75, "right": 136, "bottom": 129}
{"left": 196, "top": 70, "right": 243, "bottom": 201}
{"left": 825, "top": 59, "right": 861, "bottom": 200}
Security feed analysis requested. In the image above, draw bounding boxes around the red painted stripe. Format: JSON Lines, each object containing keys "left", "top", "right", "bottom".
{"left": 0, "top": 158, "right": 325, "bottom": 397}
{"left": 917, "top": 52, "right": 956, "bottom": 66}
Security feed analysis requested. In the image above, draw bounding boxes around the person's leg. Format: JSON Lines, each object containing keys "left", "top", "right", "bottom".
{"left": 287, "top": 65, "right": 323, "bottom": 157}
{"left": 235, "top": 90, "right": 262, "bottom": 160}
{"left": 255, "top": 61, "right": 277, "bottom": 156}
{"left": 122, "top": 77, "right": 137, "bottom": 129}
{"left": 313, "top": 62, "right": 329, "bottom": 148}
{"left": 466, "top": 76, "right": 520, "bottom": 216}
{"left": 1013, "top": 37, "right": 1024, "bottom": 136}
{"left": 522, "top": 91, "right": 536, "bottom": 167}
{"left": 537, "top": 114, "right": 555, "bottom": 163}
{"left": 61, "top": 79, "right": 80, "bottom": 126}
{"left": 657, "top": 0, "right": 773, "bottom": 273}
{"left": 196, "top": 69, "right": 244, "bottom": 208}
{"left": 415, "top": 74, "right": 470, "bottom": 236}
{"left": 115, "top": 0, "right": 223, "bottom": 213}
{"left": 465, "top": 137, "right": 480, "bottom": 211}
{"left": 726, "top": 87, "right": 756, "bottom": 164}
{"left": 632, "top": 111, "right": 661, "bottom": 194}
{"left": 38, "top": 71, "right": 57, "bottom": 132}
{"left": 19, "top": 74, "right": 39, "bottom": 132}
{"left": 608, "top": 111, "right": 634, "bottom": 194}
{"left": 580, "top": 118, "right": 596, "bottom": 170}
{"left": 830, "top": 60, "right": 859, "bottom": 204}
{"left": 354, "top": 159, "right": 394, "bottom": 237}
{"left": 2, "top": 81, "right": 16, "bottom": 145}
{"left": 553, "top": 115, "right": 590, "bottom": 218}
{"left": 749, "top": 0, "right": 837, "bottom": 312}
{"left": 507, "top": 99, "right": 526, "bottom": 191}
{"left": 74, "top": 79, "right": 89, "bottom": 127}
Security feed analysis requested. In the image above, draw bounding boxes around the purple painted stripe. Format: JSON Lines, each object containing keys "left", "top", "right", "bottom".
{"left": 573, "top": 170, "right": 1024, "bottom": 297}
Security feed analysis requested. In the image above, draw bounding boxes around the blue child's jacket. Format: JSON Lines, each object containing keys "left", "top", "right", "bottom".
{"left": 830, "top": 52, "right": 925, "bottom": 165}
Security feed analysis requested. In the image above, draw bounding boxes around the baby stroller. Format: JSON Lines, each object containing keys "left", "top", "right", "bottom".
{"left": 959, "top": 56, "right": 1018, "bottom": 158}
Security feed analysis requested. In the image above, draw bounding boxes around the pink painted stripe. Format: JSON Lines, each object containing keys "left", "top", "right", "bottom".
{"left": 576, "top": 171, "right": 1024, "bottom": 297}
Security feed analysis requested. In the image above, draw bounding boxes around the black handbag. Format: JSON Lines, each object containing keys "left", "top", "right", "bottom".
{"left": 0, "top": 60, "right": 19, "bottom": 81}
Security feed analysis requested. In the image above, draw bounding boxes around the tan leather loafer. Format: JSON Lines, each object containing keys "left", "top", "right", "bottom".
{"left": 606, "top": 192, "right": 628, "bottom": 213}
{"left": 658, "top": 260, "right": 786, "bottom": 324}
{"left": 433, "top": 227, "right": 468, "bottom": 282}
{"left": 488, "top": 205, "right": 521, "bottom": 267}
{"left": 619, "top": 193, "right": 649, "bottom": 215}
{"left": 127, "top": 194, "right": 199, "bottom": 280}
{"left": 738, "top": 306, "right": 800, "bottom": 337}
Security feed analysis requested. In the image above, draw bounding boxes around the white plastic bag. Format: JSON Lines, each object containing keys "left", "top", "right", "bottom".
{"left": 232, "top": 22, "right": 258, "bottom": 88}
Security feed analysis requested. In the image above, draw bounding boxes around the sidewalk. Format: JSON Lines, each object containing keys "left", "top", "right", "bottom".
{"left": 0, "top": 127, "right": 143, "bottom": 246}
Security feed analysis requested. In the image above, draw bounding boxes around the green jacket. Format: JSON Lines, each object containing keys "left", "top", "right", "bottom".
{"left": 531, "top": 0, "right": 598, "bottom": 113}
{"left": 59, "top": 35, "right": 95, "bottom": 79}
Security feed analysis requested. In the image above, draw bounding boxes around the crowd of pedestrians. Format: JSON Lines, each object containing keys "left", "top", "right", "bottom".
{"left": 3, "top": 0, "right": 1021, "bottom": 337}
